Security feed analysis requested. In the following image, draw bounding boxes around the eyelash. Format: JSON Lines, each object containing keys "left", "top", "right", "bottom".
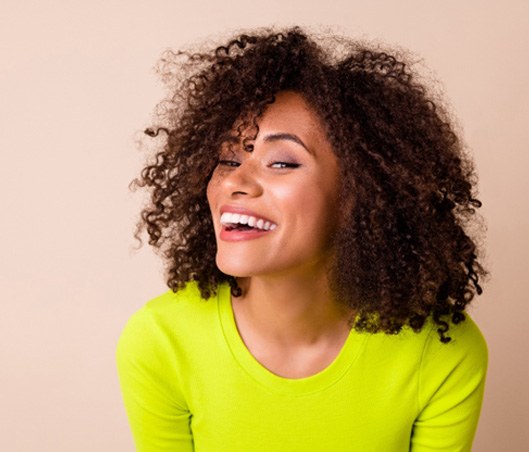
{"left": 217, "top": 160, "right": 301, "bottom": 169}
{"left": 270, "top": 162, "right": 301, "bottom": 169}
{"left": 218, "top": 159, "right": 240, "bottom": 167}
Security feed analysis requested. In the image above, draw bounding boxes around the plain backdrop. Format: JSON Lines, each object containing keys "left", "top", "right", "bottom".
{"left": 1, "top": 1, "right": 528, "bottom": 450}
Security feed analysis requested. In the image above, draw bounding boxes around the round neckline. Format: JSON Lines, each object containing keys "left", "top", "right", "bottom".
{"left": 217, "top": 283, "right": 368, "bottom": 396}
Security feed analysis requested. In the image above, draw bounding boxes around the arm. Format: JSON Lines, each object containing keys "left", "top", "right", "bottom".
{"left": 116, "top": 307, "right": 194, "bottom": 452}
{"left": 410, "top": 316, "right": 488, "bottom": 452}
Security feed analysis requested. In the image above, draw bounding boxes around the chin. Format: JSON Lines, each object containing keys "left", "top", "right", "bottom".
{"left": 215, "top": 257, "right": 252, "bottom": 278}
{"left": 216, "top": 255, "right": 280, "bottom": 279}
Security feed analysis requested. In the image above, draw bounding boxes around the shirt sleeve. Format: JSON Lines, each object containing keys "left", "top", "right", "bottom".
{"left": 410, "top": 316, "right": 488, "bottom": 452}
{"left": 116, "top": 306, "right": 194, "bottom": 452}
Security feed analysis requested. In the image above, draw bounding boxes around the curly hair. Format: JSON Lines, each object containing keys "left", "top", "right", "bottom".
{"left": 133, "top": 26, "right": 486, "bottom": 342}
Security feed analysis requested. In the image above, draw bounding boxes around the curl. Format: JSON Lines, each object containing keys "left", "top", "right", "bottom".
{"left": 144, "top": 127, "right": 170, "bottom": 137}
{"left": 132, "top": 26, "right": 487, "bottom": 342}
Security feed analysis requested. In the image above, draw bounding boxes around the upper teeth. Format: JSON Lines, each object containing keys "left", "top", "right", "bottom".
{"left": 220, "top": 212, "right": 277, "bottom": 231}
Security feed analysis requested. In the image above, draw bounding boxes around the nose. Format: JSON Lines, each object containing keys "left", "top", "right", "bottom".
{"left": 222, "top": 161, "right": 263, "bottom": 198}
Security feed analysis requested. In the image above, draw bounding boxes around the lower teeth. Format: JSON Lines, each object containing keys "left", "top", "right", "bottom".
{"left": 227, "top": 225, "right": 255, "bottom": 232}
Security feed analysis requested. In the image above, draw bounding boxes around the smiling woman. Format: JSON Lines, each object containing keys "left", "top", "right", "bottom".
{"left": 117, "top": 26, "right": 488, "bottom": 451}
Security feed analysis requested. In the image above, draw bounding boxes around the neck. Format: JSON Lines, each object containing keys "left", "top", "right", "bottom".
{"left": 233, "top": 269, "right": 353, "bottom": 348}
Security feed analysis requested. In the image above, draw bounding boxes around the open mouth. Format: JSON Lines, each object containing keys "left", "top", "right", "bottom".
{"left": 220, "top": 212, "right": 277, "bottom": 232}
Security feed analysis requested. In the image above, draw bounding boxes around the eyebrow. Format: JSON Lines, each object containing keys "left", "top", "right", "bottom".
{"left": 262, "top": 132, "right": 311, "bottom": 153}
{"left": 222, "top": 132, "right": 312, "bottom": 154}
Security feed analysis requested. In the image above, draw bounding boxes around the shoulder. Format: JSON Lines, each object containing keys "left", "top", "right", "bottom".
{"left": 123, "top": 281, "right": 220, "bottom": 331}
{"left": 116, "top": 282, "right": 220, "bottom": 363}
{"left": 363, "top": 314, "right": 487, "bottom": 377}
{"left": 127, "top": 282, "right": 217, "bottom": 329}
{"left": 417, "top": 314, "right": 488, "bottom": 407}
{"left": 364, "top": 314, "right": 488, "bottom": 420}
{"left": 421, "top": 314, "right": 488, "bottom": 367}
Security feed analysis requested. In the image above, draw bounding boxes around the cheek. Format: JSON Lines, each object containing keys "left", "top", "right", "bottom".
{"left": 273, "top": 179, "right": 333, "bottom": 226}
{"left": 206, "top": 180, "right": 220, "bottom": 233}
{"left": 206, "top": 177, "right": 218, "bottom": 208}
{"left": 293, "top": 184, "right": 339, "bottom": 238}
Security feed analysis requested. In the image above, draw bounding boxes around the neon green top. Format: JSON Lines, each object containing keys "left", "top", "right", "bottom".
{"left": 116, "top": 282, "right": 487, "bottom": 451}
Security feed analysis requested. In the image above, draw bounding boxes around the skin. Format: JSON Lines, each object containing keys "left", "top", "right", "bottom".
{"left": 207, "top": 91, "right": 354, "bottom": 378}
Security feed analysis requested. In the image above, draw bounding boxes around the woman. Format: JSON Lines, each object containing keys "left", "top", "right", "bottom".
{"left": 117, "top": 27, "right": 488, "bottom": 451}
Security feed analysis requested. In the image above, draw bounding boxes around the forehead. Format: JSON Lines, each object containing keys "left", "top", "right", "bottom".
{"left": 258, "top": 91, "right": 324, "bottom": 132}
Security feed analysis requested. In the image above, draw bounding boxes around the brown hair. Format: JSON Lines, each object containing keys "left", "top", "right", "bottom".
{"left": 133, "top": 27, "right": 486, "bottom": 342}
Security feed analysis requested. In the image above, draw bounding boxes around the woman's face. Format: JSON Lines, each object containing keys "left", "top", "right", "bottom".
{"left": 207, "top": 91, "right": 341, "bottom": 279}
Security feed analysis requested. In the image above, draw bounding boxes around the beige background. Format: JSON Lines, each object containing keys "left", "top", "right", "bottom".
{"left": 1, "top": 1, "right": 527, "bottom": 450}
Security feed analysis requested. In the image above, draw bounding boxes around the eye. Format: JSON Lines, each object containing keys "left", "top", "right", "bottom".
{"left": 218, "top": 159, "right": 240, "bottom": 167}
{"left": 270, "top": 162, "right": 301, "bottom": 169}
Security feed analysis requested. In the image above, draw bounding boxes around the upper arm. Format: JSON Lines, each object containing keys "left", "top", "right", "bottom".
{"left": 410, "top": 317, "right": 488, "bottom": 452}
{"left": 116, "top": 308, "right": 194, "bottom": 452}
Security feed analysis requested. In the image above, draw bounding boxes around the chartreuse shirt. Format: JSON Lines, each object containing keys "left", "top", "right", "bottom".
{"left": 116, "top": 282, "right": 487, "bottom": 451}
